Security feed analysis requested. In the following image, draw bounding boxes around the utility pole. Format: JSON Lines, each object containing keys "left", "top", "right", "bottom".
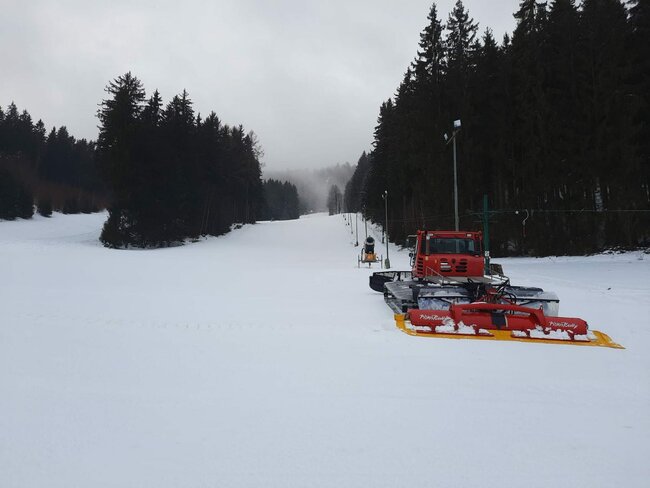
{"left": 382, "top": 190, "right": 390, "bottom": 269}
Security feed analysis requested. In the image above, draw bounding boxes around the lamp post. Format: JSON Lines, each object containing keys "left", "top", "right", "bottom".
{"left": 444, "top": 119, "right": 462, "bottom": 231}
{"left": 382, "top": 190, "right": 390, "bottom": 269}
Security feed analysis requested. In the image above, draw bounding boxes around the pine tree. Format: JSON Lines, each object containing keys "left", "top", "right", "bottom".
{"left": 510, "top": 0, "right": 549, "bottom": 216}
{"left": 327, "top": 185, "right": 343, "bottom": 215}
{"left": 628, "top": 0, "right": 650, "bottom": 206}
{"left": 285, "top": 181, "right": 300, "bottom": 219}
{"left": 196, "top": 111, "right": 224, "bottom": 235}
{"left": 414, "top": 3, "right": 446, "bottom": 87}
{"left": 0, "top": 169, "right": 33, "bottom": 220}
{"left": 469, "top": 28, "right": 510, "bottom": 202}
{"left": 445, "top": 0, "right": 478, "bottom": 115}
{"left": 579, "top": 0, "right": 634, "bottom": 209}
{"left": 364, "top": 100, "right": 394, "bottom": 224}
{"left": 37, "top": 198, "right": 53, "bottom": 217}
{"left": 95, "top": 73, "right": 265, "bottom": 247}
{"left": 1, "top": 103, "right": 21, "bottom": 154}
{"left": 406, "top": 4, "right": 449, "bottom": 233}
{"left": 160, "top": 90, "right": 200, "bottom": 241}
{"left": 261, "top": 179, "right": 300, "bottom": 220}
{"left": 344, "top": 152, "right": 370, "bottom": 213}
{"left": 543, "top": 0, "right": 582, "bottom": 201}
{"left": 141, "top": 89, "right": 163, "bottom": 126}
{"left": 0, "top": 102, "right": 104, "bottom": 216}
{"left": 97, "top": 72, "right": 147, "bottom": 247}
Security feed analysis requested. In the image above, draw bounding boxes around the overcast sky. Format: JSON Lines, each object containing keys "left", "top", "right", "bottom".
{"left": 1, "top": 0, "right": 520, "bottom": 171}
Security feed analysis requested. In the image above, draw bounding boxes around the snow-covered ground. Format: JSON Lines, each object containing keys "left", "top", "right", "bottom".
{"left": 1, "top": 212, "right": 648, "bottom": 488}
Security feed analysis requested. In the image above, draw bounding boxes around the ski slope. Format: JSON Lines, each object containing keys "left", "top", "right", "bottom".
{"left": 1, "top": 212, "right": 649, "bottom": 488}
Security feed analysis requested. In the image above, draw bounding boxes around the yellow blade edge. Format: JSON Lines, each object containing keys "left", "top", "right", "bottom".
{"left": 394, "top": 314, "right": 624, "bottom": 349}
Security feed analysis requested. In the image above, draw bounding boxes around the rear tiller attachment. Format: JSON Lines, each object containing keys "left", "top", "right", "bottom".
{"left": 396, "top": 302, "right": 623, "bottom": 349}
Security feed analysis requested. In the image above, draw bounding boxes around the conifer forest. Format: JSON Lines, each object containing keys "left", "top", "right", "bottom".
{"left": 347, "top": 0, "right": 649, "bottom": 255}
{"left": 0, "top": 102, "right": 105, "bottom": 220}
{"left": 96, "top": 73, "right": 267, "bottom": 247}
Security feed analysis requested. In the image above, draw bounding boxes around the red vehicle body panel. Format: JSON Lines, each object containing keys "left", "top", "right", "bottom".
{"left": 412, "top": 230, "right": 484, "bottom": 279}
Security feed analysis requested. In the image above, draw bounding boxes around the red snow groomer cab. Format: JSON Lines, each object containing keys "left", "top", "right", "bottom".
{"left": 411, "top": 230, "right": 485, "bottom": 279}
{"left": 369, "top": 229, "right": 622, "bottom": 348}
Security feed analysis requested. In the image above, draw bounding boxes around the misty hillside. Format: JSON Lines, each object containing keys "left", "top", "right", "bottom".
{"left": 264, "top": 162, "right": 356, "bottom": 213}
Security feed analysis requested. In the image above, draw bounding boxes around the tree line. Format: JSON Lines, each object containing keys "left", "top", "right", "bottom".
{"left": 265, "top": 163, "right": 355, "bottom": 213}
{"left": 346, "top": 0, "right": 649, "bottom": 256}
{"left": 0, "top": 102, "right": 105, "bottom": 220}
{"left": 327, "top": 184, "right": 344, "bottom": 215}
{"left": 2, "top": 73, "right": 303, "bottom": 245}
{"left": 97, "top": 72, "right": 268, "bottom": 247}
{"left": 261, "top": 179, "right": 300, "bottom": 221}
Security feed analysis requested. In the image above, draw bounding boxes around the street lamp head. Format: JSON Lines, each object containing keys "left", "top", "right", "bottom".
{"left": 454, "top": 119, "right": 461, "bottom": 129}
{"left": 444, "top": 133, "right": 449, "bottom": 142}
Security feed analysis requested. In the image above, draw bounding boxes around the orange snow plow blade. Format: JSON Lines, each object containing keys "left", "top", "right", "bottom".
{"left": 394, "top": 314, "right": 624, "bottom": 349}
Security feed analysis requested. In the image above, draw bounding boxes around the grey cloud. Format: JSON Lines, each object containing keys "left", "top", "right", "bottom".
{"left": 1, "top": 0, "right": 519, "bottom": 170}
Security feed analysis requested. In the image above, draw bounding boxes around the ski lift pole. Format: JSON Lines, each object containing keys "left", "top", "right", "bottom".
{"left": 355, "top": 212, "right": 359, "bottom": 246}
{"left": 383, "top": 190, "right": 390, "bottom": 269}
{"left": 514, "top": 209, "right": 529, "bottom": 251}
{"left": 364, "top": 207, "right": 368, "bottom": 239}
{"left": 444, "top": 119, "right": 462, "bottom": 231}
{"left": 516, "top": 209, "right": 529, "bottom": 254}
{"left": 483, "top": 194, "right": 490, "bottom": 275}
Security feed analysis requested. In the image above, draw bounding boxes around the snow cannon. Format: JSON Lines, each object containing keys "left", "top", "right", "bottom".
{"left": 364, "top": 236, "right": 375, "bottom": 255}
{"left": 358, "top": 236, "right": 382, "bottom": 268}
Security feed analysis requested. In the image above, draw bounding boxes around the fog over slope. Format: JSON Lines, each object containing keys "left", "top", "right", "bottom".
{"left": 264, "top": 163, "right": 355, "bottom": 213}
